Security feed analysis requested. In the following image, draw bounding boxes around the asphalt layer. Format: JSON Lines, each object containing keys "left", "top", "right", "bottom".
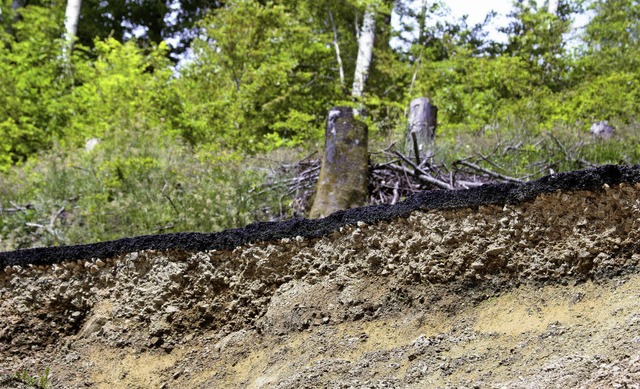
{"left": 1, "top": 164, "right": 639, "bottom": 268}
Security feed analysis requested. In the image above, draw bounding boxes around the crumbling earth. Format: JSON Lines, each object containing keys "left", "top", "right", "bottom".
{"left": 1, "top": 166, "right": 640, "bottom": 388}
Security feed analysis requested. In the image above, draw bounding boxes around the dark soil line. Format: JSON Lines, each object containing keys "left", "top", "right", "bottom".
{"left": 2, "top": 164, "right": 638, "bottom": 268}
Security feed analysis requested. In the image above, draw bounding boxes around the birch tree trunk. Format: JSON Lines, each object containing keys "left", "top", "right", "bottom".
{"left": 63, "top": 0, "right": 82, "bottom": 55}
{"left": 329, "top": 9, "right": 345, "bottom": 88}
{"left": 351, "top": 6, "right": 376, "bottom": 101}
{"left": 309, "top": 107, "right": 369, "bottom": 219}
{"left": 547, "top": 0, "right": 558, "bottom": 15}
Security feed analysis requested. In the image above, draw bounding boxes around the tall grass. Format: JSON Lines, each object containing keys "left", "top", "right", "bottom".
{"left": 0, "top": 126, "right": 293, "bottom": 251}
{"left": 427, "top": 119, "right": 640, "bottom": 179}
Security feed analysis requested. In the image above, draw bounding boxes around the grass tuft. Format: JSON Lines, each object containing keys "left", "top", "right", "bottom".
{"left": 14, "top": 367, "right": 50, "bottom": 389}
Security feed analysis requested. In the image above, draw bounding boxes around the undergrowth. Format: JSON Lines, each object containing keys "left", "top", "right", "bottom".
{"left": 1, "top": 118, "right": 638, "bottom": 252}
{"left": 0, "top": 127, "right": 295, "bottom": 251}
{"left": 429, "top": 119, "right": 640, "bottom": 179}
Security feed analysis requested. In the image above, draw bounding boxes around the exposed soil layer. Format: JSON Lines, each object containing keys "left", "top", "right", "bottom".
{"left": 1, "top": 165, "right": 640, "bottom": 387}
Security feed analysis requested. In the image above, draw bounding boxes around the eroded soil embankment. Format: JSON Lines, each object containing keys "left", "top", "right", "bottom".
{"left": 1, "top": 181, "right": 640, "bottom": 387}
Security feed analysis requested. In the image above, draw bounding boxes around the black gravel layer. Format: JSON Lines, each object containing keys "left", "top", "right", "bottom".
{"left": 1, "top": 164, "right": 638, "bottom": 268}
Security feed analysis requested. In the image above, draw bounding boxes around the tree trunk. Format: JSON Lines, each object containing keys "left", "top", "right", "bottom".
{"left": 6, "top": 0, "right": 25, "bottom": 24}
{"left": 309, "top": 107, "right": 369, "bottom": 219}
{"left": 11, "top": 0, "right": 25, "bottom": 12}
{"left": 63, "top": 0, "right": 82, "bottom": 54}
{"left": 405, "top": 97, "right": 437, "bottom": 164}
{"left": 328, "top": 9, "right": 345, "bottom": 88}
{"left": 547, "top": 0, "right": 558, "bottom": 15}
{"left": 351, "top": 6, "right": 376, "bottom": 101}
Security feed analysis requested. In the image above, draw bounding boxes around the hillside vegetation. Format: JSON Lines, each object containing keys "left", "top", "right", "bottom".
{"left": 2, "top": 0, "right": 640, "bottom": 250}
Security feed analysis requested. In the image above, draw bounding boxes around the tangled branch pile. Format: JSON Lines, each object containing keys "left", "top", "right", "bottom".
{"left": 261, "top": 143, "right": 529, "bottom": 220}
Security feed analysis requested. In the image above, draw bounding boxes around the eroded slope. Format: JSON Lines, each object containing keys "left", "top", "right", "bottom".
{"left": 1, "top": 166, "right": 640, "bottom": 387}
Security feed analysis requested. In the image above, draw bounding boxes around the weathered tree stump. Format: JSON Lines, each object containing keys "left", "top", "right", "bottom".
{"left": 309, "top": 107, "right": 368, "bottom": 219}
{"left": 405, "top": 97, "right": 437, "bottom": 165}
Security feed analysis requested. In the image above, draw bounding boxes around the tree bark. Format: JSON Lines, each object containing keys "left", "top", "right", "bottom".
{"left": 63, "top": 0, "right": 82, "bottom": 54}
{"left": 405, "top": 97, "right": 437, "bottom": 164}
{"left": 11, "top": 0, "right": 25, "bottom": 13}
{"left": 309, "top": 107, "right": 369, "bottom": 219}
{"left": 351, "top": 6, "right": 376, "bottom": 101}
{"left": 6, "top": 0, "right": 25, "bottom": 25}
{"left": 329, "top": 9, "right": 345, "bottom": 88}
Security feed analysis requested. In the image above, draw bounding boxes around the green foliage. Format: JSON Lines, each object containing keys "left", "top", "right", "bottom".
{"left": 405, "top": 0, "right": 640, "bottom": 140}
{"left": 0, "top": 12, "right": 181, "bottom": 171}
{"left": 61, "top": 38, "right": 177, "bottom": 146}
{"left": 14, "top": 367, "right": 50, "bottom": 389}
{"left": 0, "top": 5, "right": 66, "bottom": 170}
{"left": 580, "top": 0, "right": 640, "bottom": 75}
{"left": 177, "top": 0, "right": 343, "bottom": 152}
{"left": 415, "top": 55, "right": 537, "bottom": 131}
{"left": 4, "top": 0, "right": 640, "bottom": 249}
{"left": 562, "top": 0, "right": 640, "bottom": 126}
{"left": 75, "top": 0, "right": 224, "bottom": 58}
{"left": 0, "top": 129, "right": 289, "bottom": 251}
{"left": 500, "top": 0, "right": 575, "bottom": 91}
{"left": 566, "top": 71, "right": 640, "bottom": 123}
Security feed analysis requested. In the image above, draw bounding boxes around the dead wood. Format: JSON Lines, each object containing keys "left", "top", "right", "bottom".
{"left": 257, "top": 142, "right": 528, "bottom": 220}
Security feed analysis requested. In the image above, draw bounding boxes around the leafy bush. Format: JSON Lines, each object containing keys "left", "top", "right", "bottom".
{"left": 0, "top": 5, "right": 66, "bottom": 171}
{"left": 0, "top": 128, "right": 290, "bottom": 251}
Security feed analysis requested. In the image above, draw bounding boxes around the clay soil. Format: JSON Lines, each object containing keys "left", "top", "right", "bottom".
{"left": 2, "top": 183, "right": 640, "bottom": 388}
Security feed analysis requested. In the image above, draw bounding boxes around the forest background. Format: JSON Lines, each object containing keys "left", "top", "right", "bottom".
{"left": 1, "top": 0, "right": 639, "bottom": 250}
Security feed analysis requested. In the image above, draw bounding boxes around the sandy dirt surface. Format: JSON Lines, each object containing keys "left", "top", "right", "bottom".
{"left": 1, "top": 180, "right": 640, "bottom": 388}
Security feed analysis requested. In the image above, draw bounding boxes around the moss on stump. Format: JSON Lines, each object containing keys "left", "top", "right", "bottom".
{"left": 309, "top": 107, "right": 369, "bottom": 219}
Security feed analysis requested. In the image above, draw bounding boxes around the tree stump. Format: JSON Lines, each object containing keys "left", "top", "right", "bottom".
{"left": 405, "top": 97, "right": 437, "bottom": 165}
{"left": 309, "top": 107, "right": 368, "bottom": 219}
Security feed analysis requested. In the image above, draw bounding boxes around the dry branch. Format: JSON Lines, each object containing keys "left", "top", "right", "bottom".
{"left": 257, "top": 140, "right": 550, "bottom": 220}
{"left": 454, "top": 160, "right": 523, "bottom": 183}
{"left": 387, "top": 163, "right": 453, "bottom": 190}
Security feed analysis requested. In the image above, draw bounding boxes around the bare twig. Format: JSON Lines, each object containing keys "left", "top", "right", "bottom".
{"left": 393, "top": 150, "right": 447, "bottom": 187}
{"left": 549, "top": 133, "right": 568, "bottom": 157}
{"left": 372, "top": 141, "right": 396, "bottom": 154}
{"left": 455, "top": 160, "right": 523, "bottom": 183}
{"left": 504, "top": 142, "right": 523, "bottom": 152}
{"left": 26, "top": 222, "right": 56, "bottom": 237}
{"left": 578, "top": 158, "right": 598, "bottom": 168}
{"left": 9, "top": 201, "right": 29, "bottom": 211}
{"left": 372, "top": 159, "right": 401, "bottom": 170}
{"left": 407, "top": 54, "right": 422, "bottom": 102}
{"left": 1, "top": 203, "right": 33, "bottom": 213}
{"left": 27, "top": 218, "right": 60, "bottom": 240}
{"left": 388, "top": 163, "right": 453, "bottom": 190}
{"left": 391, "top": 181, "right": 400, "bottom": 205}
{"left": 478, "top": 153, "right": 508, "bottom": 172}
{"left": 456, "top": 180, "right": 485, "bottom": 188}
{"left": 50, "top": 206, "right": 65, "bottom": 226}
{"left": 162, "top": 180, "right": 180, "bottom": 216}
{"left": 155, "top": 223, "right": 175, "bottom": 232}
